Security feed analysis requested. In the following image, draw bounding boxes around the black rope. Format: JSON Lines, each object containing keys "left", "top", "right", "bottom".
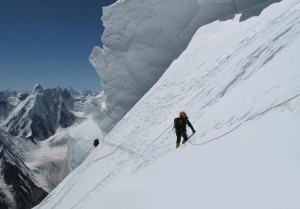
{"left": 190, "top": 93, "right": 300, "bottom": 146}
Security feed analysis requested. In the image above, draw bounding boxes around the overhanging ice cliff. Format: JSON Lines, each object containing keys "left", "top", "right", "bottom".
{"left": 89, "top": 0, "right": 272, "bottom": 134}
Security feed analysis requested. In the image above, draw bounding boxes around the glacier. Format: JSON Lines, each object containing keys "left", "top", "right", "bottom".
{"left": 0, "top": 129, "right": 48, "bottom": 209}
{"left": 89, "top": 0, "right": 273, "bottom": 135}
{"left": 0, "top": 85, "right": 103, "bottom": 193}
{"left": 0, "top": 86, "right": 104, "bottom": 204}
{"left": 35, "top": 0, "right": 300, "bottom": 208}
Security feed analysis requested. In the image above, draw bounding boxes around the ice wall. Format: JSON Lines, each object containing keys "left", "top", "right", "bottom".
{"left": 68, "top": 119, "right": 103, "bottom": 171}
{"left": 89, "top": 0, "right": 271, "bottom": 134}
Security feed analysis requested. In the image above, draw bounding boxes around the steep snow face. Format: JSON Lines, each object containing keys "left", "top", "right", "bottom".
{"left": 35, "top": 0, "right": 300, "bottom": 208}
{"left": 89, "top": 0, "right": 272, "bottom": 134}
{"left": 3, "top": 85, "right": 76, "bottom": 141}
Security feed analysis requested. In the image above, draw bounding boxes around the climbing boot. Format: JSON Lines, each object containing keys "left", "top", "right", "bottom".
{"left": 182, "top": 139, "right": 187, "bottom": 144}
{"left": 176, "top": 143, "right": 180, "bottom": 148}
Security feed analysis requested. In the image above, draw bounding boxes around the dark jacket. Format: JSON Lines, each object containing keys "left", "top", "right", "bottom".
{"left": 175, "top": 116, "right": 195, "bottom": 132}
{"left": 93, "top": 139, "right": 99, "bottom": 147}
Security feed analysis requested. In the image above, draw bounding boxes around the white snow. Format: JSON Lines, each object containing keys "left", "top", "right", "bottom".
{"left": 68, "top": 118, "right": 103, "bottom": 171}
{"left": 89, "top": 0, "right": 274, "bottom": 135}
{"left": 21, "top": 89, "right": 104, "bottom": 192}
{"left": 35, "top": 0, "right": 300, "bottom": 208}
{"left": 84, "top": 96, "right": 102, "bottom": 115}
{"left": 25, "top": 135, "right": 68, "bottom": 192}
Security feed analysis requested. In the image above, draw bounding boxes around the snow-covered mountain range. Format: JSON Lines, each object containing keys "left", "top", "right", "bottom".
{"left": 3, "top": 85, "right": 76, "bottom": 141}
{"left": 33, "top": 0, "right": 300, "bottom": 208}
{"left": 0, "top": 86, "right": 102, "bottom": 208}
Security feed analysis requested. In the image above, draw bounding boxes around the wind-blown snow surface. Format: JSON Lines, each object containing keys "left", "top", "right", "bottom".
{"left": 89, "top": 0, "right": 272, "bottom": 135}
{"left": 35, "top": 0, "right": 300, "bottom": 208}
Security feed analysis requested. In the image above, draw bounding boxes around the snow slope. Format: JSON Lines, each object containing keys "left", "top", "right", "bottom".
{"left": 89, "top": 0, "right": 273, "bottom": 135}
{"left": 35, "top": 0, "right": 300, "bottom": 208}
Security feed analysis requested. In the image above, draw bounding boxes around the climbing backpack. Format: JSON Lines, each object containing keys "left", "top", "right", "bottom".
{"left": 174, "top": 118, "right": 181, "bottom": 131}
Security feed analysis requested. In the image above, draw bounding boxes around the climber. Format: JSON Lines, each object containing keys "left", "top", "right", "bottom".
{"left": 93, "top": 139, "right": 99, "bottom": 147}
{"left": 174, "top": 111, "right": 195, "bottom": 148}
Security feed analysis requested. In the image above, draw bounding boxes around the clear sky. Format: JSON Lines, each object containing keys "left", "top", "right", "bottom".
{"left": 0, "top": 0, "right": 117, "bottom": 92}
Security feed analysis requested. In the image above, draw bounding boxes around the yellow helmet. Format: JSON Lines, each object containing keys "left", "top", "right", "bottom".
{"left": 179, "top": 111, "right": 186, "bottom": 117}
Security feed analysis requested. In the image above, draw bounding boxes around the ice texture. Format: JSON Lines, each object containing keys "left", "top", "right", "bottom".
{"left": 89, "top": 0, "right": 271, "bottom": 134}
{"left": 68, "top": 119, "right": 103, "bottom": 171}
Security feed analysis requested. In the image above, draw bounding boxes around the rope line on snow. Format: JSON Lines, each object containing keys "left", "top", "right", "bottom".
{"left": 98, "top": 93, "right": 300, "bottom": 155}
{"left": 105, "top": 132, "right": 174, "bottom": 154}
{"left": 189, "top": 92, "right": 300, "bottom": 146}
{"left": 146, "top": 92, "right": 300, "bottom": 150}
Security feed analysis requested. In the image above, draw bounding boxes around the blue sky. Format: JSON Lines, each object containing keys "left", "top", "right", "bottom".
{"left": 0, "top": 0, "right": 117, "bottom": 92}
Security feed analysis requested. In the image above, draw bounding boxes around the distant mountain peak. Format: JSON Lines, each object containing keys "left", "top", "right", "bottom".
{"left": 33, "top": 84, "right": 43, "bottom": 92}
{"left": 4, "top": 86, "right": 76, "bottom": 141}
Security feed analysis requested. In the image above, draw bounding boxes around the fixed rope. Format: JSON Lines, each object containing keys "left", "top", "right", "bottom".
{"left": 189, "top": 92, "right": 300, "bottom": 146}
{"left": 100, "top": 92, "right": 300, "bottom": 153}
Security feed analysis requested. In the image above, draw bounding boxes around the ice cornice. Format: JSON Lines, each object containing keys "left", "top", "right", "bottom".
{"left": 89, "top": 0, "right": 273, "bottom": 135}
